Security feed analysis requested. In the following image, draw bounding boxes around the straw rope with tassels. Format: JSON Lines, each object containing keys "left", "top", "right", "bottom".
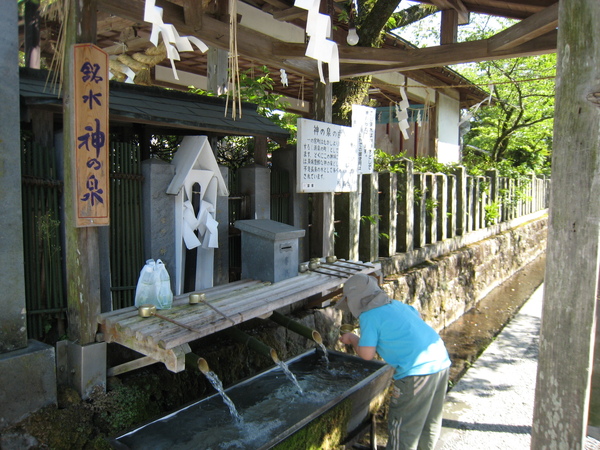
{"left": 110, "top": 41, "right": 167, "bottom": 85}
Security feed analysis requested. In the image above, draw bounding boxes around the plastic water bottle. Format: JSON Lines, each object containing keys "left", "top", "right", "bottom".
{"left": 135, "top": 259, "right": 156, "bottom": 308}
{"left": 156, "top": 259, "right": 173, "bottom": 310}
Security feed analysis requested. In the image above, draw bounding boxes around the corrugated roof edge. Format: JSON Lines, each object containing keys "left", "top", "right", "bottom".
{"left": 19, "top": 67, "right": 290, "bottom": 140}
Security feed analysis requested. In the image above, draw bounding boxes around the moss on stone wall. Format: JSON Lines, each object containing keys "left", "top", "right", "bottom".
{"left": 272, "top": 400, "right": 353, "bottom": 450}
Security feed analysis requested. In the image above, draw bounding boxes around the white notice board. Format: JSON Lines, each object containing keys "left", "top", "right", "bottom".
{"left": 296, "top": 118, "right": 358, "bottom": 193}
{"left": 352, "top": 105, "right": 376, "bottom": 174}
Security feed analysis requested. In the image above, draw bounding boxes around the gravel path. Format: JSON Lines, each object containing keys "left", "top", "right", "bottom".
{"left": 436, "top": 284, "right": 543, "bottom": 449}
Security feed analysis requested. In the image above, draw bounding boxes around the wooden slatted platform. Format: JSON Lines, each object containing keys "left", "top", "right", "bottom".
{"left": 97, "top": 260, "right": 380, "bottom": 373}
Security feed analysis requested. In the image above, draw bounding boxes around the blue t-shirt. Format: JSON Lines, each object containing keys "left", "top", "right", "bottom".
{"left": 358, "top": 301, "right": 451, "bottom": 379}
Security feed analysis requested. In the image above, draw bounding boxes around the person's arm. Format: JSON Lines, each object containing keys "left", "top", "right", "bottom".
{"left": 339, "top": 332, "right": 376, "bottom": 360}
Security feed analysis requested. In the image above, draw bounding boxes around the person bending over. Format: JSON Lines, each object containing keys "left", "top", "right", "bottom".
{"left": 338, "top": 273, "right": 450, "bottom": 450}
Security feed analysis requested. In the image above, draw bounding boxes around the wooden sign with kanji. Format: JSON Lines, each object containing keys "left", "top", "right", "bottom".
{"left": 73, "top": 43, "right": 110, "bottom": 227}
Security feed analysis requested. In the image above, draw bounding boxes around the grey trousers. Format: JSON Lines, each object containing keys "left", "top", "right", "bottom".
{"left": 386, "top": 367, "right": 450, "bottom": 450}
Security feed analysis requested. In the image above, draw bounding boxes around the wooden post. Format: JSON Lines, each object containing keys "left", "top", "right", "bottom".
{"left": 446, "top": 174, "right": 456, "bottom": 238}
{"left": 436, "top": 173, "right": 447, "bottom": 242}
{"left": 253, "top": 136, "right": 269, "bottom": 167}
{"left": 453, "top": 166, "right": 466, "bottom": 236}
{"left": 532, "top": 1, "right": 600, "bottom": 447}
{"left": 486, "top": 169, "right": 498, "bottom": 225}
{"left": 334, "top": 190, "right": 360, "bottom": 261}
{"left": 378, "top": 172, "right": 397, "bottom": 257}
{"left": 440, "top": 9, "right": 458, "bottom": 45}
{"left": 397, "top": 159, "right": 414, "bottom": 253}
{"left": 62, "top": 0, "right": 103, "bottom": 343}
{"left": 425, "top": 173, "right": 437, "bottom": 244}
{"left": 310, "top": 81, "right": 334, "bottom": 259}
{"left": 413, "top": 173, "right": 426, "bottom": 249}
{"left": 473, "top": 176, "right": 482, "bottom": 230}
{"left": 359, "top": 173, "right": 378, "bottom": 262}
{"left": 466, "top": 175, "right": 474, "bottom": 232}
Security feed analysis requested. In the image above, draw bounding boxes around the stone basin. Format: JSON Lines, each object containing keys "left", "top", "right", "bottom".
{"left": 113, "top": 349, "right": 394, "bottom": 449}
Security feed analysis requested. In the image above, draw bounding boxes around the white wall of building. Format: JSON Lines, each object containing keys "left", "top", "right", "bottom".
{"left": 436, "top": 92, "right": 461, "bottom": 164}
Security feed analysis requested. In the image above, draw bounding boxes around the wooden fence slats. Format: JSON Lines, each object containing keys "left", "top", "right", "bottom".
{"left": 397, "top": 159, "right": 414, "bottom": 253}
{"left": 331, "top": 159, "right": 548, "bottom": 264}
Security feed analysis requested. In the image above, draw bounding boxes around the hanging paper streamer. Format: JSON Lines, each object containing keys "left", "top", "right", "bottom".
{"left": 294, "top": 0, "right": 340, "bottom": 83}
{"left": 395, "top": 86, "right": 410, "bottom": 139}
{"left": 458, "top": 83, "right": 494, "bottom": 127}
{"left": 280, "top": 69, "right": 288, "bottom": 87}
{"left": 143, "top": 0, "right": 209, "bottom": 81}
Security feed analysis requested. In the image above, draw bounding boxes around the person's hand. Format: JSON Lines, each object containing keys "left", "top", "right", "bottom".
{"left": 339, "top": 332, "right": 358, "bottom": 346}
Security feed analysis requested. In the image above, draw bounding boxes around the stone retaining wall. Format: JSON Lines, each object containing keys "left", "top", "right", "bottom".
{"left": 380, "top": 214, "right": 548, "bottom": 332}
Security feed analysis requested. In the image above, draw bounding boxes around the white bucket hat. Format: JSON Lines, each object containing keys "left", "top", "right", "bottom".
{"left": 337, "top": 273, "right": 391, "bottom": 318}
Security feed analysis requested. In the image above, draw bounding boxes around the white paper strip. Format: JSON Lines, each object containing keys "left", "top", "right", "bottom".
{"left": 124, "top": 67, "right": 137, "bottom": 84}
{"left": 188, "top": 36, "right": 209, "bottom": 53}
{"left": 143, "top": 0, "right": 209, "bottom": 81}
{"left": 294, "top": 0, "right": 319, "bottom": 12}
{"left": 293, "top": 0, "right": 339, "bottom": 84}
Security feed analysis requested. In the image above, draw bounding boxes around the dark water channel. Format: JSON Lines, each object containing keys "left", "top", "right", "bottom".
{"left": 114, "top": 350, "right": 392, "bottom": 450}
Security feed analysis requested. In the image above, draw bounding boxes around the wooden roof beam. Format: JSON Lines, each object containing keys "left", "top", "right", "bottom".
{"left": 272, "top": 42, "right": 412, "bottom": 65}
{"left": 98, "top": 0, "right": 320, "bottom": 78}
{"left": 488, "top": 2, "right": 558, "bottom": 52}
{"left": 428, "top": 0, "right": 469, "bottom": 24}
{"left": 440, "top": 9, "right": 458, "bottom": 44}
{"left": 339, "top": 29, "right": 557, "bottom": 77}
{"left": 272, "top": 6, "right": 308, "bottom": 22}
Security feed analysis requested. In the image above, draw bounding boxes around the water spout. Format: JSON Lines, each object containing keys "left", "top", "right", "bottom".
{"left": 268, "top": 311, "right": 329, "bottom": 365}
{"left": 224, "top": 327, "right": 304, "bottom": 394}
{"left": 223, "top": 327, "right": 280, "bottom": 365}
{"left": 268, "top": 311, "right": 325, "bottom": 345}
{"left": 185, "top": 353, "right": 211, "bottom": 374}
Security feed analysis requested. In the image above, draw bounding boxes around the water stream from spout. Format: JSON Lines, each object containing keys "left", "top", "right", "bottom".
{"left": 276, "top": 360, "right": 304, "bottom": 394}
{"left": 316, "top": 342, "right": 330, "bottom": 367}
{"left": 203, "top": 371, "right": 243, "bottom": 423}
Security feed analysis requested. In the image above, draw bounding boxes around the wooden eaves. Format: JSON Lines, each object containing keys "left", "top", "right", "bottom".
{"left": 27, "top": 0, "right": 559, "bottom": 111}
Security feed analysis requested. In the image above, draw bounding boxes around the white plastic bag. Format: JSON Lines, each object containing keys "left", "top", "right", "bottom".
{"left": 155, "top": 259, "right": 173, "bottom": 309}
{"left": 134, "top": 259, "right": 173, "bottom": 310}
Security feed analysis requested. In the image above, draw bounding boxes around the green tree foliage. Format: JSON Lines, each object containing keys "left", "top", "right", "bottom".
{"left": 460, "top": 55, "right": 555, "bottom": 174}
{"left": 449, "top": 18, "right": 555, "bottom": 174}
{"left": 395, "top": 13, "right": 555, "bottom": 174}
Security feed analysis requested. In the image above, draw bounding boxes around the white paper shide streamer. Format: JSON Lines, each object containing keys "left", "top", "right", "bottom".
{"left": 294, "top": 0, "right": 340, "bottom": 83}
{"left": 143, "top": 0, "right": 209, "bottom": 81}
{"left": 395, "top": 86, "right": 410, "bottom": 139}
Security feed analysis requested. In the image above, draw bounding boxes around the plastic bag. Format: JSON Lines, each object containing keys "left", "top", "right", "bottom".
{"left": 134, "top": 259, "right": 173, "bottom": 310}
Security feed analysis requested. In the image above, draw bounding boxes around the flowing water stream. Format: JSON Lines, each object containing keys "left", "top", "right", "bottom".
{"left": 276, "top": 360, "right": 304, "bottom": 395}
{"left": 316, "top": 342, "right": 330, "bottom": 367}
{"left": 202, "top": 371, "right": 243, "bottom": 423}
{"left": 116, "top": 350, "right": 393, "bottom": 450}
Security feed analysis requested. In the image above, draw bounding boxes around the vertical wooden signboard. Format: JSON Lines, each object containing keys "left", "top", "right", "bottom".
{"left": 73, "top": 44, "right": 109, "bottom": 227}
{"left": 352, "top": 105, "right": 376, "bottom": 174}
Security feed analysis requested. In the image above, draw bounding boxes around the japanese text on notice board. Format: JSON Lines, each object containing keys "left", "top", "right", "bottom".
{"left": 296, "top": 118, "right": 358, "bottom": 193}
{"left": 352, "top": 105, "right": 376, "bottom": 174}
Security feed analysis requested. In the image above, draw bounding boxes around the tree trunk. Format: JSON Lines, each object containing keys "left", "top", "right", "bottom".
{"left": 332, "top": 76, "right": 372, "bottom": 125}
